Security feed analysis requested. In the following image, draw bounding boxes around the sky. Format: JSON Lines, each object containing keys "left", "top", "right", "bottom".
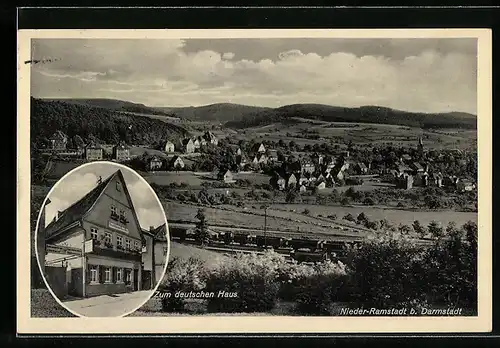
{"left": 31, "top": 38, "right": 477, "bottom": 114}
{"left": 44, "top": 162, "right": 166, "bottom": 230}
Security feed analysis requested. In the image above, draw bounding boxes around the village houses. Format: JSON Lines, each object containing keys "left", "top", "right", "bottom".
{"left": 179, "top": 138, "right": 195, "bottom": 154}
{"left": 169, "top": 155, "right": 185, "bottom": 170}
{"left": 164, "top": 140, "right": 175, "bottom": 153}
{"left": 84, "top": 142, "right": 104, "bottom": 161}
{"left": 112, "top": 142, "right": 131, "bottom": 161}
{"left": 148, "top": 156, "right": 163, "bottom": 171}
{"left": 50, "top": 130, "right": 69, "bottom": 150}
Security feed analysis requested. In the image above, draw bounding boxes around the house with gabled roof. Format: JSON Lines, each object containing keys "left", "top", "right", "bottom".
{"left": 112, "top": 142, "right": 131, "bottom": 161}
{"left": 203, "top": 131, "right": 219, "bottom": 146}
{"left": 218, "top": 169, "right": 235, "bottom": 183}
{"left": 50, "top": 130, "right": 68, "bottom": 150}
{"left": 163, "top": 140, "right": 175, "bottom": 153}
{"left": 270, "top": 172, "right": 286, "bottom": 190}
{"left": 179, "top": 138, "right": 195, "bottom": 154}
{"left": 169, "top": 155, "right": 185, "bottom": 170}
{"left": 148, "top": 156, "right": 163, "bottom": 171}
{"left": 286, "top": 173, "right": 297, "bottom": 188}
{"left": 252, "top": 143, "right": 266, "bottom": 153}
{"left": 43, "top": 170, "right": 148, "bottom": 298}
{"left": 355, "top": 162, "right": 369, "bottom": 174}
{"left": 84, "top": 141, "right": 104, "bottom": 161}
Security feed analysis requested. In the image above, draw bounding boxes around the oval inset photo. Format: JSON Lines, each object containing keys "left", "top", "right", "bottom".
{"left": 35, "top": 161, "right": 170, "bottom": 317}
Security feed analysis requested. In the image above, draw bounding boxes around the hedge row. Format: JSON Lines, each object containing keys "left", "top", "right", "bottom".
{"left": 159, "top": 221, "right": 477, "bottom": 315}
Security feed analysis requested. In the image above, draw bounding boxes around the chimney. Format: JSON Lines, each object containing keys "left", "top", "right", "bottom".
{"left": 150, "top": 226, "right": 154, "bottom": 232}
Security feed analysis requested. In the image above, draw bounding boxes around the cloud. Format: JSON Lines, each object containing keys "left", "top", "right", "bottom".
{"left": 31, "top": 39, "right": 477, "bottom": 114}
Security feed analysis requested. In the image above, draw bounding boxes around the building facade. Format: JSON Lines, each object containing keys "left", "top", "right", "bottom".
{"left": 164, "top": 141, "right": 175, "bottom": 153}
{"left": 113, "top": 142, "right": 131, "bottom": 161}
{"left": 43, "top": 170, "right": 146, "bottom": 298}
{"left": 50, "top": 131, "right": 68, "bottom": 150}
{"left": 84, "top": 143, "right": 104, "bottom": 161}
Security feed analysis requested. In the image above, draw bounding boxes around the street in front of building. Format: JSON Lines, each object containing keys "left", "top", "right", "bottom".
{"left": 63, "top": 290, "right": 152, "bottom": 317}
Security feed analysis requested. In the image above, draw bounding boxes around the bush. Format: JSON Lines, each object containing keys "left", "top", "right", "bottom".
{"left": 204, "top": 251, "right": 284, "bottom": 313}
{"left": 159, "top": 257, "right": 206, "bottom": 312}
{"left": 292, "top": 261, "right": 348, "bottom": 315}
{"left": 347, "top": 234, "right": 427, "bottom": 308}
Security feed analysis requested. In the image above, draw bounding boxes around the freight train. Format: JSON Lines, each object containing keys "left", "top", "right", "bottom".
{"left": 169, "top": 226, "right": 356, "bottom": 263}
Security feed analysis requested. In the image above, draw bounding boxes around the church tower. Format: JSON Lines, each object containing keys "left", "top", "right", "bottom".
{"left": 417, "top": 137, "right": 424, "bottom": 156}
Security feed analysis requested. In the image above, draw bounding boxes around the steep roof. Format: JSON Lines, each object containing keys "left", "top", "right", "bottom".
{"left": 143, "top": 223, "right": 168, "bottom": 242}
{"left": 45, "top": 172, "right": 115, "bottom": 238}
{"left": 51, "top": 130, "right": 67, "bottom": 140}
{"left": 113, "top": 141, "right": 130, "bottom": 150}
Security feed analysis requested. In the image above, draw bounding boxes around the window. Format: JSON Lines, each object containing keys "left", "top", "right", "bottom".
{"left": 90, "top": 265, "right": 98, "bottom": 283}
{"left": 90, "top": 228, "right": 98, "bottom": 240}
{"left": 116, "top": 268, "right": 123, "bottom": 283}
{"left": 104, "top": 267, "right": 112, "bottom": 283}
{"left": 116, "top": 181, "right": 121, "bottom": 191}
{"left": 125, "top": 238, "right": 131, "bottom": 250}
{"left": 111, "top": 206, "right": 117, "bottom": 215}
{"left": 119, "top": 209, "right": 125, "bottom": 218}
{"left": 117, "top": 235, "right": 123, "bottom": 248}
{"left": 105, "top": 232, "right": 112, "bottom": 244}
{"left": 125, "top": 269, "right": 132, "bottom": 283}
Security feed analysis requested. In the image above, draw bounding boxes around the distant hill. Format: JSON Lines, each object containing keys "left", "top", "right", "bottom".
{"left": 225, "top": 104, "right": 477, "bottom": 130}
{"left": 157, "top": 103, "right": 273, "bottom": 123}
{"left": 47, "top": 98, "right": 177, "bottom": 118}
{"left": 31, "top": 98, "right": 190, "bottom": 148}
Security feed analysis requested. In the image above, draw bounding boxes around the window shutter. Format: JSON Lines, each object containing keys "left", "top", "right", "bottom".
{"left": 99, "top": 266, "right": 105, "bottom": 283}
{"left": 112, "top": 267, "right": 116, "bottom": 283}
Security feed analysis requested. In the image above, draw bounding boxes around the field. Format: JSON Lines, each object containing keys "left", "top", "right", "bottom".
{"left": 270, "top": 203, "right": 478, "bottom": 227}
{"left": 234, "top": 120, "right": 477, "bottom": 150}
{"left": 142, "top": 171, "right": 271, "bottom": 189}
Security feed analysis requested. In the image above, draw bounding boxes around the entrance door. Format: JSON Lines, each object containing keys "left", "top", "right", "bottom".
{"left": 133, "top": 269, "right": 139, "bottom": 291}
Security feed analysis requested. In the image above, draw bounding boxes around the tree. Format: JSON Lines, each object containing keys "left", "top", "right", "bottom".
{"left": 398, "top": 224, "right": 411, "bottom": 235}
{"left": 412, "top": 220, "right": 427, "bottom": 238}
{"left": 343, "top": 213, "right": 356, "bottom": 222}
{"left": 357, "top": 212, "right": 368, "bottom": 224}
{"left": 194, "top": 208, "right": 210, "bottom": 246}
{"left": 285, "top": 189, "right": 298, "bottom": 203}
{"left": 428, "top": 220, "right": 444, "bottom": 239}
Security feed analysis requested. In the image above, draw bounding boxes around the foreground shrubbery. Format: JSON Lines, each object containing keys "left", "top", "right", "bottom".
{"left": 160, "top": 221, "right": 477, "bottom": 315}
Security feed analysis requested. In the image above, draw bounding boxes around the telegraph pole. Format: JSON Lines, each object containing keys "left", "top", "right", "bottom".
{"left": 82, "top": 239, "right": 86, "bottom": 297}
{"left": 264, "top": 205, "right": 268, "bottom": 248}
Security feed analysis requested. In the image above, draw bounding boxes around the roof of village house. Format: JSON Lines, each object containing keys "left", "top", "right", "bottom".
{"left": 203, "top": 131, "right": 218, "bottom": 141}
{"left": 150, "top": 155, "right": 163, "bottom": 162}
{"left": 85, "top": 141, "right": 103, "bottom": 149}
{"left": 217, "top": 169, "right": 232, "bottom": 179}
{"left": 412, "top": 162, "right": 424, "bottom": 171}
{"left": 180, "top": 138, "right": 194, "bottom": 146}
{"left": 44, "top": 170, "right": 118, "bottom": 238}
{"left": 401, "top": 154, "right": 412, "bottom": 160}
{"left": 357, "top": 162, "right": 368, "bottom": 169}
{"left": 164, "top": 140, "right": 175, "bottom": 145}
{"left": 142, "top": 223, "right": 168, "bottom": 242}
{"left": 113, "top": 141, "right": 130, "bottom": 150}
{"left": 51, "top": 130, "right": 68, "bottom": 140}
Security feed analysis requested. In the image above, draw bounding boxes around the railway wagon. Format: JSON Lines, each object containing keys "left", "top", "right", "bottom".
{"left": 218, "top": 231, "right": 234, "bottom": 245}
{"left": 233, "top": 233, "right": 250, "bottom": 245}
{"left": 255, "top": 235, "right": 283, "bottom": 248}
{"left": 169, "top": 227, "right": 188, "bottom": 241}
{"left": 320, "top": 240, "right": 348, "bottom": 253}
{"left": 289, "top": 238, "right": 322, "bottom": 251}
{"left": 291, "top": 249, "right": 328, "bottom": 263}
